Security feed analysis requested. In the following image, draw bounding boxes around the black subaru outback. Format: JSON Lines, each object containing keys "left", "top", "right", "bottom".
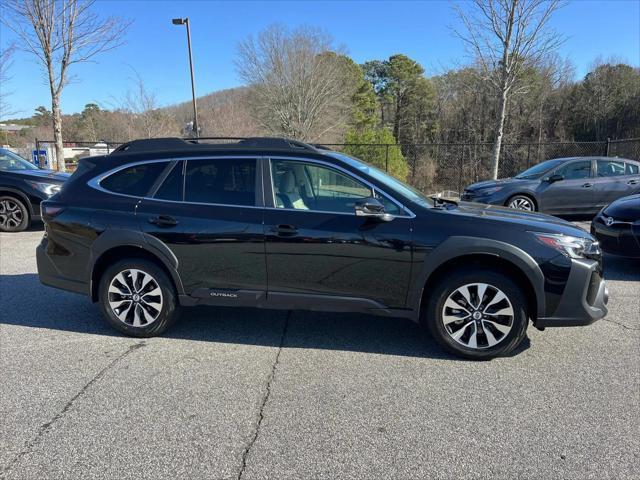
{"left": 37, "top": 138, "right": 608, "bottom": 359}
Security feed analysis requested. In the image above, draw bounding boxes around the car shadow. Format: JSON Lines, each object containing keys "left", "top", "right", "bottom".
{"left": 558, "top": 214, "right": 596, "bottom": 222}
{"left": 0, "top": 273, "right": 532, "bottom": 361}
{"left": 25, "top": 221, "right": 44, "bottom": 232}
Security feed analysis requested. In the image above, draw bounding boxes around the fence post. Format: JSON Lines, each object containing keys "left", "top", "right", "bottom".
{"left": 605, "top": 137, "right": 611, "bottom": 157}
{"left": 385, "top": 145, "right": 389, "bottom": 172}
{"left": 458, "top": 145, "right": 463, "bottom": 194}
{"left": 526, "top": 143, "right": 531, "bottom": 168}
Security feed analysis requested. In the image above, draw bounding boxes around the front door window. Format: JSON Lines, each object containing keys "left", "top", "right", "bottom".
{"left": 270, "top": 160, "right": 401, "bottom": 215}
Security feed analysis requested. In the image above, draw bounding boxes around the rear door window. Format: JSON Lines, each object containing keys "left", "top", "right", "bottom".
{"left": 184, "top": 158, "right": 256, "bottom": 206}
{"left": 626, "top": 162, "right": 639, "bottom": 175}
{"left": 597, "top": 160, "right": 626, "bottom": 177}
{"left": 101, "top": 162, "right": 169, "bottom": 197}
{"left": 154, "top": 161, "right": 184, "bottom": 201}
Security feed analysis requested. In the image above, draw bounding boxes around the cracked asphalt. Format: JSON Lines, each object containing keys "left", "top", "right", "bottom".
{"left": 1, "top": 226, "right": 639, "bottom": 480}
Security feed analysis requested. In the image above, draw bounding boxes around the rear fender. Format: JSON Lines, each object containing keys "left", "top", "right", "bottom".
{"left": 88, "top": 229, "right": 184, "bottom": 298}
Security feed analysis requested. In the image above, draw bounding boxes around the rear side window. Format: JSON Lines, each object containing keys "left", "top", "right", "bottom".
{"left": 626, "top": 162, "right": 639, "bottom": 175}
{"left": 185, "top": 158, "right": 256, "bottom": 206}
{"left": 597, "top": 160, "right": 625, "bottom": 177}
{"left": 154, "top": 161, "right": 184, "bottom": 201}
{"left": 101, "top": 162, "right": 169, "bottom": 196}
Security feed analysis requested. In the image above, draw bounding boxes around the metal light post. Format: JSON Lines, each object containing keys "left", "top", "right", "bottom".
{"left": 172, "top": 17, "right": 199, "bottom": 138}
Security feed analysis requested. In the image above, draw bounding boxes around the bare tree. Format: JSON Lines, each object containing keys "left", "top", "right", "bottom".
{"left": 0, "top": 44, "right": 17, "bottom": 120}
{"left": 2, "top": 1, "right": 129, "bottom": 170}
{"left": 236, "top": 25, "right": 353, "bottom": 142}
{"left": 121, "top": 73, "right": 179, "bottom": 139}
{"left": 455, "top": 0, "right": 565, "bottom": 179}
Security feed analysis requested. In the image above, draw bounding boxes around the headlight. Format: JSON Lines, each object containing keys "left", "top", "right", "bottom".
{"left": 27, "top": 181, "right": 62, "bottom": 196}
{"left": 478, "top": 186, "right": 503, "bottom": 195}
{"left": 532, "top": 232, "right": 601, "bottom": 259}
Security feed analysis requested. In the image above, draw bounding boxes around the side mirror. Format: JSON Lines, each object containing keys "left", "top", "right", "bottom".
{"left": 546, "top": 174, "right": 564, "bottom": 183}
{"left": 355, "top": 197, "right": 393, "bottom": 222}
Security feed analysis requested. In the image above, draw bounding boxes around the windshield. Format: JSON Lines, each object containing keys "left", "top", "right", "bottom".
{"left": 0, "top": 150, "right": 39, "bottom": 171}
{"left": 326, "top": 152, "right": 433, "bottom": 208}
{"left": 515, "top": 158, "right": 566, "bottom": 179}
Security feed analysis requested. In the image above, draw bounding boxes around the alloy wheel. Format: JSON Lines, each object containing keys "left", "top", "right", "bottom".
{"left": 508, "top": 197, "right": 534, "bottom": 211}
{"left": 442, "top": 283, "right": 514, "bottom": 350}
{"left": 0, "top": 199, "right": 24, "bottom": 230}
{"left": 108, "top": 269, "right": 163, "bottom": 327}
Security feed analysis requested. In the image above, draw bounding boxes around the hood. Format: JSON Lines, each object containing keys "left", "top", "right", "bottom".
{"left": 465, "top": 177, "right": 529, "bottom": 191}
{"left": 9, "top": 169, "right": 70, "bottom": 183}
{"left": 447, "top": 201, "right": 591, "bottom": 238}
{"left": 603, "top": 194, "right": 640, "bottom": 222}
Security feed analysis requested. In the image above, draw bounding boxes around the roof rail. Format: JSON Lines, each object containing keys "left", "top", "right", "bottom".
{"left": 111, "top": 138, "right": 190, "bottom": 154}
{"left": 110, "top": 137, "right": 320, "bottom": 155}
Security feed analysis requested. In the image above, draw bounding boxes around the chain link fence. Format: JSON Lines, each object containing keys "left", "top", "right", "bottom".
{"left": 33, "top": 137, "right": 640, "bottom": 195}
{"left": 323, "top": 138, "right": 640, "bottom": 195}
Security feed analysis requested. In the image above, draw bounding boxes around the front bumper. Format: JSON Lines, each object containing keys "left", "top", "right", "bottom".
{"left": 591, "top": 216, "right": 640, "bottom": 258}
{"left": 460, "top": 190, "right": 510, "bottom": 206}
{"left": 461, "top": 191, "right": 500, "bottom": 204}
{"left": 535, "top": 258, "right": 608, "bottom": 328}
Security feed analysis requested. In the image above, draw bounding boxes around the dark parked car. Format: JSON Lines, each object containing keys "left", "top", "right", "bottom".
{"left": 591, "top": 194, "right": 640, "bottom": 258}
{"left": 462, "top": 156, "right": 640, "bottom": 215}
{"left": 37, "top": 138, "right": 608, "bottom": 360}
{"left": 0, "top": 148, "right": 69, "bottom": 232}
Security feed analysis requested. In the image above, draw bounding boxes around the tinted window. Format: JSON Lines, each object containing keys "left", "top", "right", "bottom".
{"left": 597, "top": 160, "right": 625, "bottom": 177}
{"left": 101, "top": 162, "right": 168, "bottom": 196}
{"left": 154, "top": 161, "right": 183, "bottom": 201}
{"left": 185, "top": 158, "right": 256, "bottom": 205}
{"left": 555, "top": 160, "right": 591, "bottom": 180}
{"left": 626, "top": 162, "right": 639, "bottom": 175}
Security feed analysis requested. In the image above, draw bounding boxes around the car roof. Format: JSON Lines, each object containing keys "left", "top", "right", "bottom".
{"left": 110, "top": 137, "right": 323, "bottom": 156}
{"left": 81, "top": 137, "right": 345, "bottom": 174}
{"left": 549, "top": 156, "right": 637, "bottom": 163}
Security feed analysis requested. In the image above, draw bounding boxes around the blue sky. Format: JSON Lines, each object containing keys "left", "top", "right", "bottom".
{"left": 2, "top": 0, "right": 639, "bottom": 118}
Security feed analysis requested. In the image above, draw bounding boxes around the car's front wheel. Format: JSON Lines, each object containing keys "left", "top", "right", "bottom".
{"left": 423, "top": 268, "right": 529, "bottom": 360}
{"left": 0, "top": 196, "right": 30, "bottom": 232}
{"left": 506, "top": 195, "right": 536, "bottom": 212}
{"left": 99, "top": 259, "right": 179, "bottom": 337}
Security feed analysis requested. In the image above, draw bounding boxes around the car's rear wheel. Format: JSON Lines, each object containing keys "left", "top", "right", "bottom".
{"left": 0, "top": 196, "right": 30, "bottom": 232}
{"left": 423, "top": 268, "right": 528, "bottom": 360}
{"left": 99, "top": 259, "right": 178, "bottom": 337}
{"left": 506, "top": 195, "right": 536, "bottom": 212}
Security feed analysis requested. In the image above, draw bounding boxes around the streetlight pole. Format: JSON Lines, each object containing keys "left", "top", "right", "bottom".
{"left": 172, "top": 17, "right": 199, "bottom": 138}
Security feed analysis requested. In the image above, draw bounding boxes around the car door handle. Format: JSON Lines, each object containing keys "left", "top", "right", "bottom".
{"left": 272, "top": 224, "right": 298, "bottom": 236}
{"left": 582, "top": 183, "right": 594, "bottom": 188}
{"left": 628, "top": 179, "right": 639, "bottom": 185}
{"left": 148, "top": 215, "right": 178, "bottom": 227}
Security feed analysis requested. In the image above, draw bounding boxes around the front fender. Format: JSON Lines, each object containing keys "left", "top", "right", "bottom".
{"left": 0, "top": 187, "right": 37, "bottom": 216}
{"left": 408, "top": 236, "right": 546, "bottom": 317}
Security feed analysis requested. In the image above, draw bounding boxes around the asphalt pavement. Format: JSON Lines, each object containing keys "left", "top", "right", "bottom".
{"left": 1, "top": 226, "right": 638, "bottom": 480}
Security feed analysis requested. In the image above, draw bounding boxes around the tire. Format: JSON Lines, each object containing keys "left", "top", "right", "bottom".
{"left": 99, "top": 259, "right": 179, "bottom": 337}
{"left": 422, "top": 268, "right": 529, "bottom": 360}
{"left": 506, "top": 194, "right": 536, "bottom": 212}
{"left": 0, "top": 195, "right": 30, "bottom": 232}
